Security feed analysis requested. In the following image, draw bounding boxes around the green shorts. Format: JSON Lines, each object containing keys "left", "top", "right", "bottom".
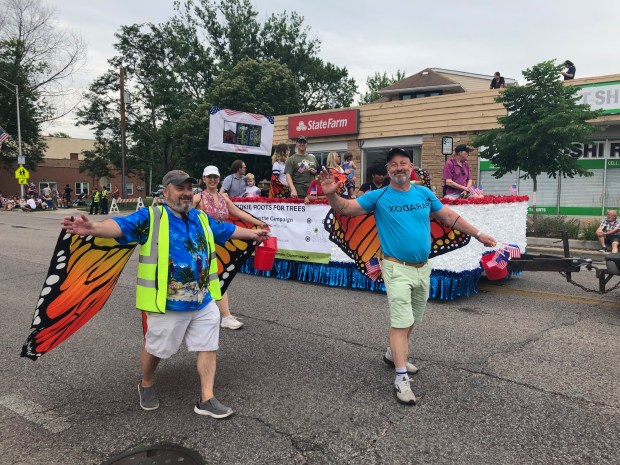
{"left": 382, "top": 259, "right": 431, "bottom": 328}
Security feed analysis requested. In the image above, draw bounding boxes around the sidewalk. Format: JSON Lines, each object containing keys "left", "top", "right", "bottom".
{"left": 526, "top": 237, "right": 606, "bottom": 263}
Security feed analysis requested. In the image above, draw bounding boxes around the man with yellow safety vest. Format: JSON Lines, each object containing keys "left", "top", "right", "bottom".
{"left": 60, "top": 170, "right": 269, "bottom": 418}
{"left": 89, "top": 187, "right": 101, "bottom": 215}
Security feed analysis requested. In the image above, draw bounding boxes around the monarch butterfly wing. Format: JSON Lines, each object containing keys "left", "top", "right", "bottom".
{"left": 324, "top": 209, "right": 383, "bottom": 282}
{"left": 216, "top": 213, "right": 260, "bottom": 294}
{"left": 429, "top": 217, "right": 471, "bottom": 258}
{"left": 21, "top": 232, "right": 137, "bottom": 360}
{"left": 269, "top": 171, "right": 290, "bottom": 198}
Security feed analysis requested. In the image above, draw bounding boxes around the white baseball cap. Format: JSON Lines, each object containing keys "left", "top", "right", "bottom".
{"left": 202, "top": 166, "right": 220, "bottom": 177}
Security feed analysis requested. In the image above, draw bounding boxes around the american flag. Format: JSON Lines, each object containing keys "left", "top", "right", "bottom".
{"left": 492, "top": 249, "right": 510, "bottom": 269}
{"left": 503, "top": 243, "right": 521, "bottom": 258}
{"left": 468, "top": 184, "right": 483, "bottom": 196}
{"left": 365, "top": 257, "right": 382, "bottom": 281}
{"left": 209, "top": 106, "right": 274, "bottom": 124}
{"left": 0, "top": 126, "right": 9, "bottom": 148}
{"left": 509, "top": 184, "right": 518, "bottom": 195}
{"left": 309, "top": 183, "right": 317, "bottom": 196}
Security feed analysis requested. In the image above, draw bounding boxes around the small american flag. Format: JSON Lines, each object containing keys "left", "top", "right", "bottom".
{"left": 468, "top": 184, "right": 483, "bottom": 196}
{"left": 493, "top": 249, "right": 509, "bottom": 269}
{"left": 365, "top": 257, "right": 382, "bottom": 281}
{"left": 503, "top": 243, "right": 521, "bottom": 258}
{"left": 309, "top": 183, "right": 317, "bottom": 196}
{"left": 0, "top": 126, "right": 9, "bottom": 148}
{"left": 509, "top": 184, "right": 518, "bottom": 195}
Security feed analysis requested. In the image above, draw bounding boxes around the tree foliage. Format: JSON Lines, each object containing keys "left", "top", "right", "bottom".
{"left": 472, "top": 60, "right": 603, "bottom": 228}
{"left": 359, "top": 70, "right": 406, "bottom": 105}
{"left": 0, "top": 0, "right": 85, "bottom": 169}
{"left": 77, "top": 0, "right": 356, "bottom": 185}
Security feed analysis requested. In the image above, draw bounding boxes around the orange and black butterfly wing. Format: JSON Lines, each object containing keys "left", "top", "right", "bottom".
{"left": 215, "top": 213, "right": 261, "bottom": 294}
{"left": 429, "top": 217, "right": 471, "bottom": 257}
{"left": 269, "top": 171, "right": 290, "bottom": 198}
{"left": 324, "top": 209, "right": 383, "bottom": 282}
{"left": 21, "top": 232, "right": 136, "bottom": 360}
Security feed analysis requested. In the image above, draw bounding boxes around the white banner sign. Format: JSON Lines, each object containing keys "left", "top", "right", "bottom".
{"left": 208, "top": 107, "right": 274, "bottom": 156}
{"left": 578, "top": 81, "right": 620, "bottom": 115}
{"left": 236, "top": 202, "right": 332, "bottom": 263}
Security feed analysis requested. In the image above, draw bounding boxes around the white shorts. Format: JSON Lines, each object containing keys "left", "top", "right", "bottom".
{"left": 143, "top": 300, "right": 220, "bottom": 359}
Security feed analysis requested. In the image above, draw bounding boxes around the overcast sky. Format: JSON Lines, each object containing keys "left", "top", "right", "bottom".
{"left": 46, "top": 0, "right": 620, "bottom": 138}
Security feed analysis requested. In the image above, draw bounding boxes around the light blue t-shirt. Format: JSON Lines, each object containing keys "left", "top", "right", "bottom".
{"left": 113, "top": 205, "right": 235, "bottom": 311}
{"left": 356, "top": 185, "right": 443, "bottom": 263}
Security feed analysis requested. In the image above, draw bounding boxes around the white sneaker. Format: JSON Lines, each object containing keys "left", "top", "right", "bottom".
{"left": 394, "top": 378, "right": 417, "bottom": 405}
{"left": 220, "top": 315, "right": 244, "bottom": 330}
{"left": 383, "top": 348, "right": 418, "bottom": 374}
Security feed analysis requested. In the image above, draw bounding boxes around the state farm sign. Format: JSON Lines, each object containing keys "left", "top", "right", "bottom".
{"left": 288, "top": 109, "right": 359, "bottom": 139}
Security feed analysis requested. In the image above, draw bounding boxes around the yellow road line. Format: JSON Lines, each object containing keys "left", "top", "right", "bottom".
{"left": 478, "top": 284, "right": 620, "bottom": 309}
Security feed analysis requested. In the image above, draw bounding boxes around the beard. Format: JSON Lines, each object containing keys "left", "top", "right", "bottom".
{"left": 389, "top": 171, "right": 410, "bottom": 186}
{"left": 167, "top": 195, "right": 193, "bottom": 214}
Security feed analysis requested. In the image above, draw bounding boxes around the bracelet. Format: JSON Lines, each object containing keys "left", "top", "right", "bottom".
{"left": 451, "top": 215, "right": 461, "bottom": 229}
{"left": 475, "top": 230, "right": 482, "bottom": 238}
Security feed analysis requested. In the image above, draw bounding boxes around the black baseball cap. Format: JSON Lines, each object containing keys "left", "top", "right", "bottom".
{"left": 386, "top": 147, "right": 412, "bottom": 162}
{"left": 454, "top": 144, "right": 472, "bottom": 154}
{"left": 297, "top": 135, "right": 308, "bottom": 143}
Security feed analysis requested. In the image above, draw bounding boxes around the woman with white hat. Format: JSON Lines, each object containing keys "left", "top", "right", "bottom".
{"left": 193, "top": 165, "right": 269, "bottom": 329}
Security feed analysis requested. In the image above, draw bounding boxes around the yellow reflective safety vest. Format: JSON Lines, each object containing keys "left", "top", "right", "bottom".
{"left": 135, "top": 206, "right": 221, "bottom": 313}
{"left": 93, "top": 191, "right": 101, "bottom": 202}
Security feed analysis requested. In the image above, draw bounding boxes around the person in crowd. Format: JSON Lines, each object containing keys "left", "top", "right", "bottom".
{"left": 112, "top": 185, "right": 120, "bottom": 200}
{"left": 341, "top": 152, "right": 357, "bottom": 198}
{"left": 220, "top": 160, "right": 247, "bottom": 198}
{"left": 489, "top": 72, "right": 505, "bottom": 89}
{"left": 442, "top": 144, "right": 473, "bottom": 199}
{"left": 100, "top": 186, "right": 109, "bottom": 214}
{"left": 63, "top": 184, "right": 73, "bottom": 208}
{"left": 242, "top": 173, "right": 261, "bottom": 198}
{"left": 318, "top": 148, "right": 496, "bottom": 405}
{"left": 304, "top": 175, "right": 327, "bottom": 205}
{"left": 89, "top": 187, "right": 101, "bottom": 215}
{"left": 326, "top": 151, "right": 350, "bottom": 198}
{"left": 194, "top": 165, "right": 269, "bottom": 330}
{"left": 360, "top": 164, "right": 388, "bottom": 194}
{"left": 22, "top": 195, "right": 37, "bottom": 212}
{"left": 596, "top": 210, "right": 620, "bottom": 253}
{"left": 285, "top": 136, "right": 319, "bottom": 198}
{"left": 561, "top": 60, "right": 576, "bottom": 80}
{"left": 51, "top": 188, "right": 59, "bottom": 210}
{"left": 270, "top": 143, "right": 290, "bottom": 198}
{"left": 61, "top": 170, "right": 269, "bottom": 418}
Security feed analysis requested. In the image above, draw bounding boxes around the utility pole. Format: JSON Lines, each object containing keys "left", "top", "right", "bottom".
{"left": 0, "top": 78, "right": 25, "bottom": 198}
{"left": 119, "top": 66, "right": 127, "bottom": 199}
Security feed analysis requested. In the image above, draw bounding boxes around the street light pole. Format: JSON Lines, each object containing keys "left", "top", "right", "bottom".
{"left": 0, "top": 77, "right": 25, "bottom": 198}
{"left": 119, "top": 66, "right": 127, "bottom": 199}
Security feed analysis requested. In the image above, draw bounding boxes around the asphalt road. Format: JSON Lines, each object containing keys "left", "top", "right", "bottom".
{"left": 1, "top": 208, "right": 619, "bottom": 465}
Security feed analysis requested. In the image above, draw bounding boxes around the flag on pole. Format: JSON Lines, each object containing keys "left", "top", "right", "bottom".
{"left": 503, "top": 243, "right": 521, "bottom": 258}
{"left": 0, "top": 126, "right": 9, "bottom": 149}
{"left": 509, "top": 184, "right": 518, "bottom": 195}
{"left": 365, "top": 257, "right": 382, "bottom": 281}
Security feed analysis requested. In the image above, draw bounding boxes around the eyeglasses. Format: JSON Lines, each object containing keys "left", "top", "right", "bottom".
{"left": 459, "top": 167, "right": 466, "bottom": 175}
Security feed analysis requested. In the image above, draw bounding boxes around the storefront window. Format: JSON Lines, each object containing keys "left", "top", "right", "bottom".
{"left": 75, "top": 182, "right": 89, "bottom": 196}
{"left": 362, "top": 146, "right": 421, "bottom": 183}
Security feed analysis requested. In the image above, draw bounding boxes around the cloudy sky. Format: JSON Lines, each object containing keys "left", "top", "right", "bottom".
{"left": 45, "top": 0, "right": 620, "bottom": 138}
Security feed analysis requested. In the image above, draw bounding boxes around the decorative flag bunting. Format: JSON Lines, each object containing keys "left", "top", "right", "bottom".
{"left": 365, "top": 257, "right": 382, "bottom": 281}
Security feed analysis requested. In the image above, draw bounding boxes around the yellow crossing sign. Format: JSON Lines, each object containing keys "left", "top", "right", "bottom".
{"left": 15, "top": 166, "right": 30, "bottom": 181}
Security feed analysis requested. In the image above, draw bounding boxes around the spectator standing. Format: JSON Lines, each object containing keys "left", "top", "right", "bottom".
{"left": 194, "top": 165, "right": 269, "bottom": 330}
{"left": 63, "top": 184, "right": 73, "bottom": 208}
{"left": 220, "top": 160, "right": 247, "bottom": 198}
{"left": 489, "top": 72, "right": 505, "bottom": 89}
{"left": 89, "top": 187, "right": 101, "bottom": 215}
{"left": 442, "top": 144, "right": 473, "bottom": 199}
{"left": 51, "top": 188, "right": 59, "bottom": 209}
{"left": 341, "top": 152, "right": 357, "bottom": 198}
{"left": 270, "top": 143, "right": 290, "bottom": 198}
{"left": 61, "top": 170, "right": 269, "bottom": 417}
{"left": 596, "top": 210, "right": 620, "bottom": 253}
{"left": 318, "top": 148, "right": 496, "bottom": 405}
{"left": 112, "top": 185, "right": 120, "bottom": 200}
{"left": 360, "top": 164, "right": 388, "bottom": 194}
{"left": 100, "top": 186, "right": 109, "bottom": 214}
{"left": 561, "top": 60, "right": 576, "bottom": 80}
{"left": 285, "top": 136, "right": 319, "bottom": 198}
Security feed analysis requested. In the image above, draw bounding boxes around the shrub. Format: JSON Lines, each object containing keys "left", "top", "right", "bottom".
{"left": 527, "top": 215, "right": 580, "bottom": 238}
{"left": 580, "top": 219, "right": 599, "bottom": 241}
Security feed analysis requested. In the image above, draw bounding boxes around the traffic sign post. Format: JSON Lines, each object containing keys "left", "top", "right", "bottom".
{"left": 15, "top": 166, "right": 29, "bottom": 194}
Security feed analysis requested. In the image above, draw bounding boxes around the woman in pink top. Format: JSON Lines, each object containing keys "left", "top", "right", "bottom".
{"left": 193, "top": 165, "right": 269, "bottom": 329}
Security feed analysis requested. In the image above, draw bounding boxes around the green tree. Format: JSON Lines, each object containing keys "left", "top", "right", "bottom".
{"left": 359, "top": 70, "right": 406, "bottom": 105}
{"left": 472, "top": 60, "right": 603, "bottom": 231}
{"left": 0, "top": 0, "right": 86, "bottom": 170}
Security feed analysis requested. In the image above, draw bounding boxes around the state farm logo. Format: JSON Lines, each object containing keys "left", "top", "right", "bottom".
{"left": 296, "top": 121, "right": 308, "bottom": 132}
{"left": 288, "top": 109, "right": 359, "bottom": 138}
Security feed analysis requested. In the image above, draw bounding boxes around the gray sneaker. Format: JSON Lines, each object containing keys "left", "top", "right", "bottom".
{"left": 138, "top": 382, "right": 159, "bottom": 411}
{"left": 383, "top": 348, "right": 419, "bottom": 374}
{"left": 194, "top": 397, "right": 233, "bottom": 419}
{"left": 394, "top": 379, "right": 417, "bottom": 405}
